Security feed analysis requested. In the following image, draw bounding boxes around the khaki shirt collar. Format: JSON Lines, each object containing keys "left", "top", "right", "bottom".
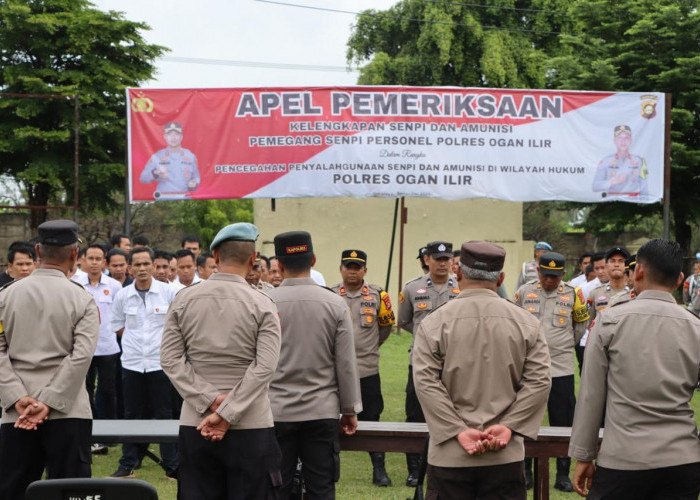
{"left": 207, "top": 273, "right": 247, "bottom": 285}
{"left": 456, "top": 287, "right": 499, "bottom": 299}
{"left": 634, "top": 289, "right": 676, "bottom": 303}
{"left": 280, "top": 277, "right": 317, "bottom": 287}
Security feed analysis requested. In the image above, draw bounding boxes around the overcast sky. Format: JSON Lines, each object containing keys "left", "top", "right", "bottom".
{"left": 91, "top": 0, "right": 398, "bottom": 88}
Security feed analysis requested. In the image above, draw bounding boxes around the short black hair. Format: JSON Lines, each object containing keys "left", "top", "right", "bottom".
{"left": 132, "top": 235, "right": 150, "bottom": 246}
{"left": 578, "top": 251, "right": 594, "bottom": 264}
{"left": 110, "top": 233, "right": 130, "bottom": 247}
{"left": 86, "top": 243, "right": 106, "bottom": 257}
{"left": 181, "top": 234, "right": 202, "bottom": 248}
{"left": 175, "top": 249, "right": 195, "bottom": 262}
{"left": 196, "top": 252, "right": 214, "bottom": 268}
{"left": 278, "top": 254, "right": 313, "bottom": 273}
{"left": 128, "top": 247, "right": 154, "bottom": 265}
{"left": 8, "top": 243, "right": 36, "bottom": 264}
{"left": 153, "top": 250, "right": 172, "bottom": 262}
{"left": 106, "top": 248, "right": 128, "bottom": 264}
{"left": 592, "top": 252, "right": 606, "bottom": 263}
{"left": 258, "top": 254, "right": 270, "bottom": 268}
{"left": 585, "top": 264, "right": 595, "bottom": 274}
{"left": 453, "top": 249, "right": 461, "bottom": 258}
{"left": 636, "top": 238, "right": 683, "bottom": 288}
{"left": 78, "top": 246, "right": 87, "bottom": 258}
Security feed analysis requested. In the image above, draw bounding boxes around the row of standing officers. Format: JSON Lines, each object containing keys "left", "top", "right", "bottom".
{"left": 1, "top": 220, "right": 700, "bottom": 500}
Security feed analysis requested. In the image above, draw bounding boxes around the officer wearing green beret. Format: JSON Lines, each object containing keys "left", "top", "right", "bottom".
{"left": 331, "top": 249, "right": 395, "bottom": 487}
{"left": 139, "top": 122, "right": 200, "bottom": 200}
{"left": 161, "top": 222, "right": 283, "bottom": 498}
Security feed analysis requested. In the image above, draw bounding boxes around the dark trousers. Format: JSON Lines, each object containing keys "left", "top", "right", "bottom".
{"left": 358, "top": 373, "right": 384, "bottom": 423}
{"left": 119, "top": 368, "right": 178, "bottom": 471}
{"left": 548, "top": 375, "right": 575, "bottom": 429}
{"left": 405, "top": 364, "right": 426, "bottom": 474}
{"left": 0, "top": 419, "right": 92, "bottom": 500}
{"left": 428, "top": 461, "right": 526, "bottom": 500}
{"left": 405, "top": 364, "right": 426, "bottom": 423}
{"left": 177, "top": 426, "right": 281, "bottom": 500}
{"left": 86, "top": 353, "right": 119, "bottom": 419}
{"left": 588, "top": 462, "right": 700, "bottom": 500}
{"left": 274, "top": 419, "right": 339, "bottom": 500}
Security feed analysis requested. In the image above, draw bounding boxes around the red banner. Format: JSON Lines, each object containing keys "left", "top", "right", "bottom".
{"left": 127, "top": 87, "right": 665, "bottom": 203}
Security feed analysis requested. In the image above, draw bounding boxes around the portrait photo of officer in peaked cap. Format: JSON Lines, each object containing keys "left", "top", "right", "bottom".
{"left": 139, "top": 122, "right": 201, "bottom": 200}
{"left": 592, "top": 125, "right": 649, "bottom": 198}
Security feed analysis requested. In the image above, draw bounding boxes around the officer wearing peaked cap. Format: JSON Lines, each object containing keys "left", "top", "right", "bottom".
{"left": 139, "top": 122, "right": 201, "bottom": 200}
{"left": 0, "top": 220, "right": 99, "bottom": 498}
{"left": 267, "top": 231, "right": 362, "bottom": 498}
{"left": 399, "top": 240, "right": 460, "bottom": 486}
{"left": 592, "top": 125, "right": 649, "bottom": 198}
{"left": 161, "top": 222, "right": 283, "bottom": 498}
{"left": 413, "top": 241, "right": 550, "bottom": 498}
{"left": 514, "top": 251, "right": 589, "bottom": 492}
{"left": 332, "top": 249, "right": 395, "bottom": 487}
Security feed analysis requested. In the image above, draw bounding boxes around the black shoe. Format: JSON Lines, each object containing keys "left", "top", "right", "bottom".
{"left": 165, "top": 468, "right": 178, "bottom": 481}
{"left": 554, "top": 474, "right": 574, "bottom": 492}
{"left": 109, "top": 468, "right": 134, "bottom": 479}
{"left": 91, "top": 443, "right": 108, "bottom": 455}
{"left": 406, "top": 472, "right": 419, "bottom": 487}
{"left": 370, "top": 453, "right": 392, "bottom": 487}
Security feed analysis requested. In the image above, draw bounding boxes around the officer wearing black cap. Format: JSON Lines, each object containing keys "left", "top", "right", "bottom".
{"left": 417, "top": 246, "right": 429, "bottom": 274}
{"left": 267, "top": 231, "right": 362, "bottom": 498}
{"left": 331, "top": 249, "right": 395, "bottom": 487}
{"left": 139, "top": 122, "right": 200, "bottom": 200}
{"left": 514, "top": 251, "right": 589, "bottom": 492}
{"left": 161, "top": 222, "right": 282, "bottom": 498}
{"left": 399, "top": 240, "right": 460, "bottom": 486}
{"left": 592, "top": 125, "right": 649, "bottom": 197}
{"left": 0, "top": 220, "right": 100, "bottom": 498}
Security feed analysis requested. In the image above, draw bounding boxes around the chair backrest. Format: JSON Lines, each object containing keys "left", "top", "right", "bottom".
{"left": 25, "top": 478, "right": 158, "bottom": 500}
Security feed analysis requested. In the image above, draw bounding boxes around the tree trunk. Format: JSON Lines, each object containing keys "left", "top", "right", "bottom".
{"left": 27, "top": 182, "right": 51, "bottom": 230}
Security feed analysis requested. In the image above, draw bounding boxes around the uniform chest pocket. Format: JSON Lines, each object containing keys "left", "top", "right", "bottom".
{"left": 413, "top": 301, "right": 432, "bottom": 313}
{"left": 98, "top": 294, "right": 113, "bottom": 304}
{"left": 125, "top": 307, "right": 139, "bottom": 329}
{"left": 360, "top": 306, "right": 376, "bottom": 328}
{"left": 523, "top": 302, "right": 540, "bottom": 315}
{"left": 552, "top": 309, "right": 570, "bottom": 328}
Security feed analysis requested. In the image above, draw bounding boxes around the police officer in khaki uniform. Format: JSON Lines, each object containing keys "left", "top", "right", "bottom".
{"left": 609, "top": 254, "right": 637, "bottom": 307}
{"left": 399, "top": 240, "right": 460, "bottom": 486}
{"left": 331, "top": 249, "right": 395, "bottom": 487}
{"left": 268, "top": 231, "right": 362, "bottom": 499}
{"left": 514, "top": 251, "right": 589, "bottom": 492}
{"left": 587, "top": 247, "right": 630, "bottom": 324}
{"left": 515, "top": 241, "right": 552, "bottom": 290}
{"left": 414, "top": 241, "right": 551, "bottom": 499}
{"left": 161, "top": 223, "right": 282, "bottom": 499}
{"left": 0, "top": 220, "right": 100, "bottom": 499}
{"left": 570, "top": 239, "right": 700, "bottom": 499}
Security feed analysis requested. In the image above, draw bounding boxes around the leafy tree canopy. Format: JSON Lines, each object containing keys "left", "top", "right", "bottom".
{"left": 0, "top": 0, "right": 165, "bottom": 228}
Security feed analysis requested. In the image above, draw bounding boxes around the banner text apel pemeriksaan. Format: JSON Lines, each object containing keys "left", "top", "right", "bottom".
{"left": 127, "top": 87, "right": 665, "bottom": 204}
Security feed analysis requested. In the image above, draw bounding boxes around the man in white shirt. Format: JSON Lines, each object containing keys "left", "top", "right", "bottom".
{"left": 569, "top": 252, "right": 593, "bottom": 288}
{"left": 171, "top": 249, "right": 202, "bottom": 291}
{"left": 109, "top": 247, "right": 178, "bottom": 479}
{"left": 72, "top": 244, "right": 122, "bottom": 455}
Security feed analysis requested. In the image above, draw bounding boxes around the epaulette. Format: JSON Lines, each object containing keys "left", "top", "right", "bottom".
{"left": 404, "top": 275, "right": 425, "bottom": 286}
{"left": 367, "top": 283, "right": 383, "bottom": 293}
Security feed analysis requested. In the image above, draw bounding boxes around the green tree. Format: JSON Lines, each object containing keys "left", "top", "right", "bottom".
{"left": 167, "top": 199, "right": 254, "bottom": 250}
{"left": 347, "top": 0, "right": 574, "bottom": 87}
{"left": 545, "top": 0, "right": 700, "bottom": 252}
{"left": 0, "top": 0, "right": 165, "bottom": 228}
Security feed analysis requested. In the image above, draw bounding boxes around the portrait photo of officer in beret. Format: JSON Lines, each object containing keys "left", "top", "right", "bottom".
{"left": 139, "top": 122, "right": 201, "bottom": 200}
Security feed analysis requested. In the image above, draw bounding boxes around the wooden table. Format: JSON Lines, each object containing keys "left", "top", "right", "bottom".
{"left": 93, "top": 420, "right": 600, "bottom": 500}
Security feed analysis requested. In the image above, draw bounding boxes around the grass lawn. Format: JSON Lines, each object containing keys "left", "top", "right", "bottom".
{"left": 91, "top": 330, "right": 700, "bottom": 499}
